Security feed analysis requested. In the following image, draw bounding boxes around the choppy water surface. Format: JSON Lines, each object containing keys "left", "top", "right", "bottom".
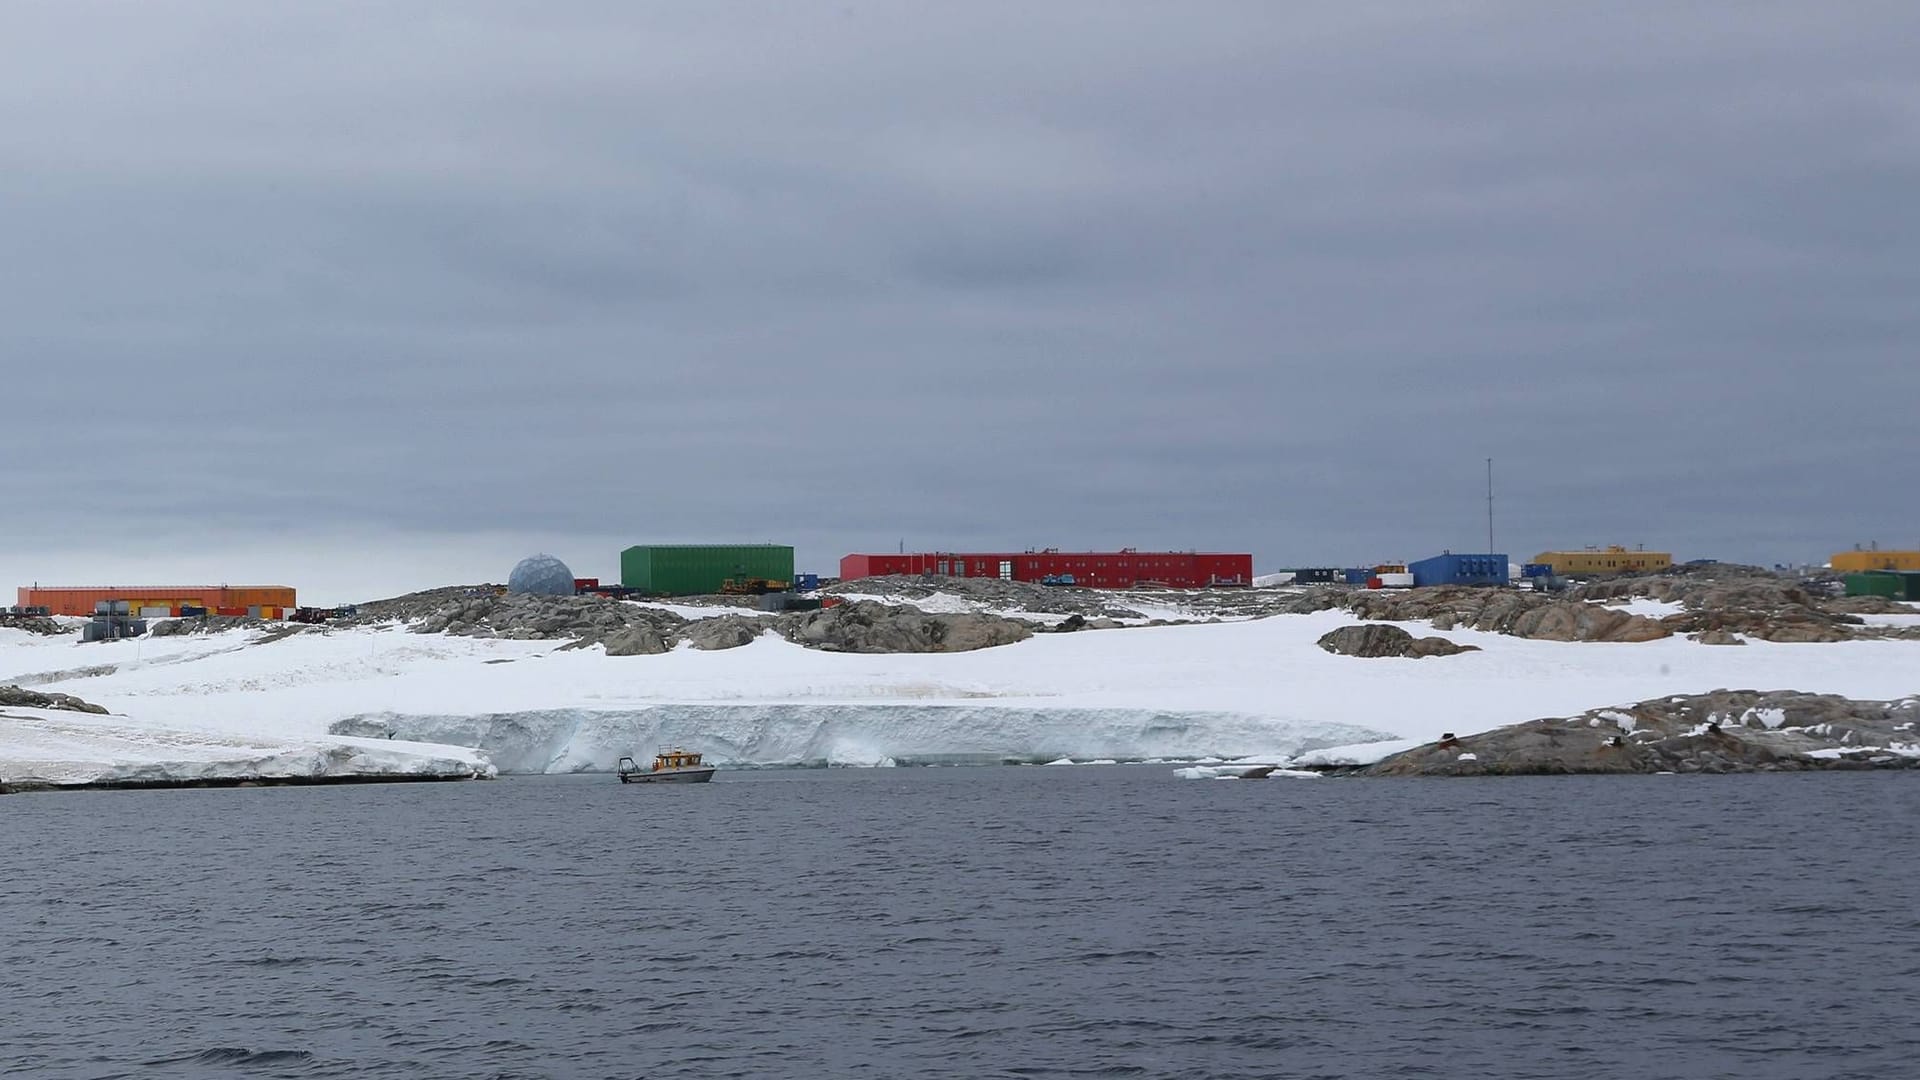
{"left": 4, "top": 768, "right": 1918, "bottom": 1079}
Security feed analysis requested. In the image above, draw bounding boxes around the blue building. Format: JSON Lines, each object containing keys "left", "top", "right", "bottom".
{"left": 1410, "top": 552, "right": 1509, "bottom": 588}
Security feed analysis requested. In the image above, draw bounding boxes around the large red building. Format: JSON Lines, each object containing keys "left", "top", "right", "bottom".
{"left": 17, "top": 585, "right": 296, "bottom": 618}
{"left": 838, "top": 550, "right": 1253, "bottom": 589}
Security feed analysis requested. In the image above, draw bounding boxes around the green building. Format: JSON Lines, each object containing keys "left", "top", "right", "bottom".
{"left": 620, "top": 544, "right": 795, "bottom": 596}
{"left": 1844, "top": 570, "right": 1920, "bottom": 601}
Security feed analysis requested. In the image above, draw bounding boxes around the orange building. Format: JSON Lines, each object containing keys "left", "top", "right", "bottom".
{"left": 1830, "top": 550, "right": 1920, "bottom": 573}
{"left": 16, "top": 585, "right": 297, "bottom": 619}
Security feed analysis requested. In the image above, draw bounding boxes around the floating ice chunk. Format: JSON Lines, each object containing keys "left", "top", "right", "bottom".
{"left": 1085, "top": 758, "right": 1118, "bottom": 766}
{"left": 1044, "top": 757, "right": 1076, "bottom": 766}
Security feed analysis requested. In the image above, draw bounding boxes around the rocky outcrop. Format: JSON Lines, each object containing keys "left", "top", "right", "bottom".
{"left": 683, "top": 616, "right": 766, "bottom": 651}
{"left": 1049, "top": 614, "right": 1123, "bottom": 633}
{"left": 0, "top": 685, "right": 110, "bottom": 715}
{"left": 387, "top": 591, "right": 690, "bottom": 651}
{"left": 1345, "top": 691, "right": 1920, "bottom": 776}
{"left": 776, "top": 600, "right": 1033, "bottom": 653}
{"left": 1569, "top": 567, "right": 1879, "bottom": 642}
{"left": 1341, "top": 587, "right": 1671, "bottom": 643}
{"left": 601, "top": 627, "right": 671, "bottom": 657}
{"left": 150, "top": 614, "right": 282, "bottom": 637}
{"left": 1316, "top": 624, "right": 1479, "bottom": 658}
{"left": 0, "top": 614, "right": 67, "bottom": 636}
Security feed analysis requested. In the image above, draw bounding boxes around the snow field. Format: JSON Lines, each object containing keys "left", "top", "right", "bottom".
{"left": 5, "top": 600, "right": 1920, "bottom": 782}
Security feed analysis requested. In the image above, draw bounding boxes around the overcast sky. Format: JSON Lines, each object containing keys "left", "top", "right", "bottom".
{"left": 5, "top": 3, "right": 1917, "bottom": 602}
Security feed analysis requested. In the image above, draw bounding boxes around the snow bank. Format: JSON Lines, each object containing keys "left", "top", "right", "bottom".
{"left": 0, "top": 705, "right": 492, "bottom": 787}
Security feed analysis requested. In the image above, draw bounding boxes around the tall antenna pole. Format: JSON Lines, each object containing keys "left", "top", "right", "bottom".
{"left": 1486, "top": 457, "right": 1495, "bottom": 554}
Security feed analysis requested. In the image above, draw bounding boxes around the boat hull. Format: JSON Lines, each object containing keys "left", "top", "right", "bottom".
{"left": 618, "top": 766, "right": 716, "bottom": 784}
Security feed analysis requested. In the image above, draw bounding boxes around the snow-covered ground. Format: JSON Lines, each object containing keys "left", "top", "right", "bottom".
{"left": 6, "top": 599, "right": 1920, "bottom": 784}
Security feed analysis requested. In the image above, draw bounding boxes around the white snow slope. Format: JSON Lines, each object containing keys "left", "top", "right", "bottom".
{"left": 5, "top": 602, "right": 1919, "bottom": 781}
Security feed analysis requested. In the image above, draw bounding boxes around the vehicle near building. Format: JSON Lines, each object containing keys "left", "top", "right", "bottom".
{"left": 838, "top": 549, "right": 1252, "bottom": 589}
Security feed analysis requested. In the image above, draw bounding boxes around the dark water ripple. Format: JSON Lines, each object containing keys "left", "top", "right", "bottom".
{"left": 3, "top": 769, "right": 1918, "bottom": 1078}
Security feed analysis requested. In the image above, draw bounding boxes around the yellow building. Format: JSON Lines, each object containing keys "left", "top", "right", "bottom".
{"left": 1532, "top": 546, "right": 1673, "bottom": 576}
{"left": 1831, "top": 549, "right": 1920, "bottom": 573}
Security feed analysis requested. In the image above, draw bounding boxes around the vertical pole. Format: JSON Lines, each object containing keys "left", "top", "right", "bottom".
{"left": 1486, "top": 457, "right": 1494, "bottom": 555}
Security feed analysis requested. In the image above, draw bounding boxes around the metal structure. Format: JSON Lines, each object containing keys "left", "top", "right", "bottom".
{"left": 621, "top": 545, "right": 795, "bottom": 597}
{"left": 507, "top": 554, "right": 576, "bottom": 597}
{"left": 839, "top": 549, "right": 1253, "bottom": 589}
{"left": 1409, "top": 552, "right": 1509, "bottom": 588}
{"left": 1845, "top": 571, "right": 1920, "bottom": 600}
{"left": 81, "top": 600, "right": 147, "bottom": 643}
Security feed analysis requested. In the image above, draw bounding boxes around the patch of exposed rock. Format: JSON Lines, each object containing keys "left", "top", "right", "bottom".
{"left": 1568, "top": 567, "right": 1876, "bottom": 642}
{"left": 0, "top": 614, "right": 67, "bottom": 636}
{"left": 1344, "top": 691, "right": 1920, "bottom": 776}
{"left": 150, "top": 614, "right": 283, "bottom": 637}
{"left": 1049, "top": 614, "right": 1124, "bottom": 633}
{"left": 825, "top": 574, "right": 1147, "bottom": 619}
{"left": 396, "top": 590, "right": 689, "bottom": 649}
{"left": 1340, "top": 587, "right": 1671, "bottom": 643}
{"left": 1316, "top": 624, "right": 1479, "bottom": 658}
{"left": 682, "top": 616, "right": 770, "bottom": 651}
{"left": 0, "top": 685, "right": 109, "bottom": 714}
{"left": 776, "top": 600, "right": 1033, "bottom": 653}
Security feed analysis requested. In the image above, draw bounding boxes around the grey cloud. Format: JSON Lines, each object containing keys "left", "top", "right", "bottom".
{"left": 3, "top": 3, "right": 1918, "bottom": 587}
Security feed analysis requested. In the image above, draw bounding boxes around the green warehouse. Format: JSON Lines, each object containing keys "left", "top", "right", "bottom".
{"left": 620, "top": 544, "right": 795, "bottom": 596}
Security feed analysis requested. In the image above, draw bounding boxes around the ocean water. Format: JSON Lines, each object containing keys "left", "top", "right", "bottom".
{"left": 4, "top": 768, "right": 1918, "bottom": 1079}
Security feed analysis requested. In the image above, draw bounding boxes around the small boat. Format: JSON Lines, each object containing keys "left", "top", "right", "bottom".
{"left": 617, "top": 747, "right": 717, "bottom": 784}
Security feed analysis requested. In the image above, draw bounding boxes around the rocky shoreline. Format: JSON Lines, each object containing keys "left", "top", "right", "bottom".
{"left": 1312, "top": 690, "right": 1920, "bottom": 776}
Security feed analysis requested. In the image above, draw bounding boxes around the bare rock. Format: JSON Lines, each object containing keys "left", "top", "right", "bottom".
{"left": 683, "top": 616, "right": 765, "bottom": 651}
{"left": 1347, "top": 690, "right": 1920, "bottom": 776}
{"left": 0, "top": 684, "right": 110, "bottom": 714}
{"left": 603, "top": 627, "right": 670, "bottom": 656}
{"left": 1317, "top": 624, "right": 1478, "bottom": 658}
{"left": 777, "top": 600, "right": 1032, "bottom": 653}
{"left": 1690, "top": 629, "right": 1747, "bottom": 645}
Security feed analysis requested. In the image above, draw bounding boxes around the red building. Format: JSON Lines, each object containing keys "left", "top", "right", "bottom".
{"left": 838, "top": 550, "right": 1252, "bottom": 589}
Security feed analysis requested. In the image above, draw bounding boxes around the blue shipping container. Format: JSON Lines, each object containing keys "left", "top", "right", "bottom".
{"left": 1410, "top": 552, "right": 1509, "bottom": 587}
{"left": 1343, "top": 568, "right": 1373, "bottom": 585}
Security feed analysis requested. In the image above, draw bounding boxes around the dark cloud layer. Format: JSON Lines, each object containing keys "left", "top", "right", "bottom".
{"left": 5, "top": 3, "right": 1918, "bottom": 585}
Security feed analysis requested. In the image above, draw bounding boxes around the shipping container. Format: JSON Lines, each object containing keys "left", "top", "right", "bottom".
{"left": 621, "top": 545, "right": 795, "bottom": 597}
{"left": 838, "top": 550, "right": 1253, "bottom": 590}
{"left": 1410, "top": 552, "right": 1509, "bottom": 588}
{"left": 1846, "top": 571, "right": 1920, "bottom": 600}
